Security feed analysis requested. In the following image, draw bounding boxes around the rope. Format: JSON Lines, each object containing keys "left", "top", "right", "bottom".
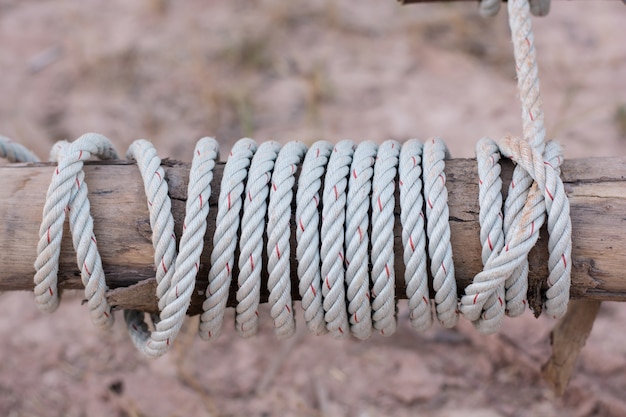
{"left": 34, "top": 133, "right": 117, "bottom": 329}
{"left": 371, "top": 140, "right": 401, "bottom": 336}
{"left": 124, "top": 138, "right": 219, "bottom": 358}
{"left": 480, "top": 0, "right": 551, "bottom": 17}
{"left": 296, "top": 141, "right": 332, "bottom": 335}
{"left": 0, "top": 0, "right": 572, "bottom": 356}
{"left": 200, "top": 138, "right": 256, "bottom": 341}
{"left": 423, "top": 138, "right": 459, "bottom": 328}
{"left": 399, "top": 139, "right": 432, "bottom": 331}
{"left": 0, "top": 136, "right": 39, "bottom": 163}
{"left": 461, "top": 0, "right": 572, "bottom": 329}
{"left": 267, "top": 141, "right": 307, "bottom": 338}
{"left": 237, "top": 141, "right": 281, "bottom": 337}
{"left": 321, "top": 140, "right": 353, "bottom": 338}
{"left": 345, "top": 141, "right": 377, "bottom": 340}
{"left": 473, "top": 138, "right": 506, "bottom": 333}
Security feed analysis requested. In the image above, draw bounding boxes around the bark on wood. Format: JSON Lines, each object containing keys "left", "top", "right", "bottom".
{"left": 0, "top": 157, "right": 624, "bottom": 315}
{"left": 541, "top": 299, "right": 602, "bottom": 396}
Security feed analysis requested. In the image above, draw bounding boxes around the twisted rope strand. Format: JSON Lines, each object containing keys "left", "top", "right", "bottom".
{"left": 423, "top": 138, "right": 459, "bottom": 328}
{"left": 498, "top": 137, "right": 571, "bottom": 318}
{"left": 124, "top": 139, "right": 178, "bottom": 356}
{"left": 267, "top": 141, "right": 307, "bottom": 338}
{"left": 399, "top": 139, "right": 432, "bottom": 331}
{"left": 371, "top": 140, "right": 400, "bottom": 336}
{"left": 123, "top": 138, "right": 219, "bottom": 357}
{"left": 345, "top": 141, "right": 377, "bottom": 340}
{"left": 502, "top": 166, "right": 534, "bottom": 317}
{"left": 480, "top": 0, "right": 550, "bottom": 17}
{"left": 496, "top": 0, "right": 549, "bottom": 312}
{"left": 321, "top": 140, "right": 353, "bottom": 338}
{"left": 237, "top": 141, "right": 281, "bottom": 337}
{"left": 510, "top": 0, "right": 547, "bottom": 153}
{"left": 472, "top": 138, "right": 506, "bottom": 333}
{"left": 543, "top": 142, "right": 570, "bottom": 318}
{"left": 0, "top": 136, "right": 39, "bottom": 163}
{"left": 200, "top": 138, "right": 256, "bottom": 341}
{"left": 34, "top": 133, "right": 117, "bottom": 329}
{"left": 296, "top": 141, "right": 333, "bottom": 336}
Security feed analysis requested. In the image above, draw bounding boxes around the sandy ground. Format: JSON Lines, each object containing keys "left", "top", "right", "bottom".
{"left": 1, "top": 0, "right": 625, "bottom": 416}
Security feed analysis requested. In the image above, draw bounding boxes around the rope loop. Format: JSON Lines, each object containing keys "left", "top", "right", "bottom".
{"left": 423, "top": 138, "right": 459, "bottom": 328}
{"left": 345, "top": 140, "right": 377, "bottom": 339}
{"left": 296, "top": 141, "right": 333, "bottom": 335}
{"left": 267, "top": 141, "right": 307, "bottom": 338}
{"left": 34, "top": 133, "right": 118, "bottom": 329}
{"left": 399, "top": 139, "right": 432, "bottom": 331}
{"left": 237, "top": 140, "right": 281, "bottom": 337}
{"left": 321, "top": 140, "right": 354, "bottom": 338}
{"left": 200, "top": 138, "right": 256, "bottom": 341}
{"left": 371, "top": 140, "right": 401, "bottom": 336}
{"left": 124, "top": 138, "right": 219, "bottom": 358}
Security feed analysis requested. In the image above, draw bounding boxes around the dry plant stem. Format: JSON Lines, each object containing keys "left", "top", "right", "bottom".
{"left": 541, "top": 299, "right": 602, "bottom": 396}
{"left": 0, "top": 157, "right": 624, "bottom": 314}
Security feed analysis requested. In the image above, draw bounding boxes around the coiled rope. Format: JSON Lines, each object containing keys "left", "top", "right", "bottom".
{"left": 0, "top": 0, "right": 572, "bottom": 358}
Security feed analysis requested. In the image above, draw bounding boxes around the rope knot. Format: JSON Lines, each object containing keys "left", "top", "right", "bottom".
{"left": 461, "top": 135, "right": 570, "bottom": 331}
{"left": 498, "top": 135, "right": 547, "bottom": 190}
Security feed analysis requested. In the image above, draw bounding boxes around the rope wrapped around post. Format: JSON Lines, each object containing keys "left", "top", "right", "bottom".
{"left": 0, "top": 0, "right": 572, "bottom": 358}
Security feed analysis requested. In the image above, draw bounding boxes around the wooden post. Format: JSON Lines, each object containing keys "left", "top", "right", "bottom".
{"left": 0, "top": 157, "right": 624, "bottom": 314}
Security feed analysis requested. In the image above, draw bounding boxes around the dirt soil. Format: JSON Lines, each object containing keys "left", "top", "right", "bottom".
{"left": 1, "top": 1, "right": 625, "bottom": 416}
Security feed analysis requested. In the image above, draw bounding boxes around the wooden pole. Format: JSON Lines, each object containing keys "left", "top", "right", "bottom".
{"left": 0, "top": 157, "right": 624, "bottom": 315}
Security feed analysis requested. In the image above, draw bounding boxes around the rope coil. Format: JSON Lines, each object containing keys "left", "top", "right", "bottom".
{"left": 1, "top": 0, "right": 572, "bottom": 358}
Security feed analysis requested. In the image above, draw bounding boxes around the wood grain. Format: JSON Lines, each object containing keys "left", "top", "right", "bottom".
{"left": 0, "top": 157, "right": 624, "bottom": 315}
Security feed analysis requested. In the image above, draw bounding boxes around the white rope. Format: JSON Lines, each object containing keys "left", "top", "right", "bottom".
{"left": 399, "top": 139, "right": 432, "bottom": 331}
{"left": 371, "top": 140, "right": 400, "bottom": 336}
{"left": 462, "top": 0, "right": 572, "bottom": 327}
{"left": 502, "top": 165, "right": 534, "bottom": 317}
{"left": 3, "top": 0, "right": 572, "bottom": 356}
{"left": 200, "top": 138, "right": 256, "bottom": 341}
{"left": 267, "top": 141, "right": 307, "bottom": 338}
{"left": 0, "top": 136, "right": 39, "bottom": 163}
{"left": 296, "top": 141, "right": 332, "bottom": 336}
{"left": 124, "top": 139, "right": 177, "bottom": 356}
{"left": 321, "top": 140, "right": 353, "bottom": 338}
{"left": 34, "top": 133, "right": 118, "bottom": 330}
{"left": 472, "top": 138, "right": 506, "bottom": 333}
{"left": 423, "top": 138, "right": 459, "bottom": 328}
{"left": 345, "top": 141, "right": 377, "bottom": 340}
{"left": 480, "top": 0, "right": 551, "bottom": 17}
{"left": 506, "top": 0, "right": 570, "bottom": 320}
{"left": 237, "top": 141, "right": 281, "bottom": 337}
{"left": 124, "top": 138, "right": 219, "bottom": 358}
{"left": 498, "top": 137, "right": 571, "bottom": 318}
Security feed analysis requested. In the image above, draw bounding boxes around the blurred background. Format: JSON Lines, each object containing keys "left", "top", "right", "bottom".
{"left": 0, "top": 0, "right": 625, "bottom": 416}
